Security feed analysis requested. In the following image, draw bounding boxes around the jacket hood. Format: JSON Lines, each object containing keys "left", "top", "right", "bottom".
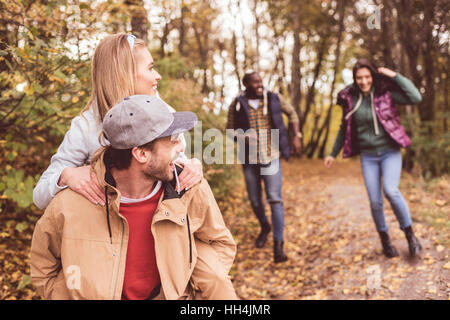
{"left": 349, "top": 58, "right": 404, "bottom": 97}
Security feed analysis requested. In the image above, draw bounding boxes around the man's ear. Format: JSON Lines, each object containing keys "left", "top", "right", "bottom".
{"left": 131, "top": 147, "right": 149, "bottom": 164}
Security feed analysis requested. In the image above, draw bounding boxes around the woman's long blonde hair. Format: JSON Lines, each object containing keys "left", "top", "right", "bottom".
{"left": 82, "top": 33, "right": 146, "bottom": 122}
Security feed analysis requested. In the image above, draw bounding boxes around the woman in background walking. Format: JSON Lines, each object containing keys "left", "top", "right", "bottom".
{"left": 324, "top": 58, "right": 423, "bottom": 258}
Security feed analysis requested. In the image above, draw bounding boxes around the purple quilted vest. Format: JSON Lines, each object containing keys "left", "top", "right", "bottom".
{"left": 337, "top": 85, "right": 411, "bottom": 158}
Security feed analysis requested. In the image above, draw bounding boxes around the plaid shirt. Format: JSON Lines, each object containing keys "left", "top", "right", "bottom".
{"left": 227, "top": 93, "right": 299, "bottom": 164}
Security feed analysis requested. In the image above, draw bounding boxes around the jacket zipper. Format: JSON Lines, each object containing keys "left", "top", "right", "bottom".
{"left": 111, "top": 219, "right": 125, "bottom": 299}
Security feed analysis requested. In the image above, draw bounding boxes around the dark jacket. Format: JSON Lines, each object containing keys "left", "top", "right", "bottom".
{"left": 231, "top": 91, "right": 291, "bottom": 160}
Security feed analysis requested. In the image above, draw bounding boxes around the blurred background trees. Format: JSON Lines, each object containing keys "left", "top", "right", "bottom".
{"left": 0, "top": 0, "right": 448, "bottom": 219}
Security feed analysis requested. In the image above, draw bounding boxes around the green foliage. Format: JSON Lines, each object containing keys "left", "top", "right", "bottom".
{"left": 410, "top": 120, "right": 450, "bottom": 179}
{"left": 0, "top": 1, "right": 93, "bottom": 212}
{"left": 15, "top": 221, "right": 29, "bottom": 233}
{"left": 17, "top": 275, "right": 33, "bottom": 290}
{"left": 154, "top": 54, "right": 193, "bottom": 86}
{"left": 1, "top": 169, "right": 35, "bottom": 209}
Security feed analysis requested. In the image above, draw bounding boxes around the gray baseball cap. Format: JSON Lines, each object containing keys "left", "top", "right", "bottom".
{"left": 102, "top": 95, "right": 198, "bottom": 149}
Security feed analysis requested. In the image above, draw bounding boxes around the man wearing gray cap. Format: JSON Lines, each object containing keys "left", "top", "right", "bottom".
{"left": 30, "top": 95, "right": 237, "bottom": 300}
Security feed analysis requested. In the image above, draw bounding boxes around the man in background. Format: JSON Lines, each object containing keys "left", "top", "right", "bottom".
{"left": 227, "top": 71, "right": 302, "bottom": 263}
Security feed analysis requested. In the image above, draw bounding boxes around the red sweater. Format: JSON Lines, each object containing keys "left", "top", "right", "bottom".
{"left": 120, "top": 185, "right": 163, "bottom": 300}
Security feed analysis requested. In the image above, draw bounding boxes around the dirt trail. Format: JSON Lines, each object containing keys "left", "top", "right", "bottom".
{"left": 226, "top": 158, "right": 449, "bottom": 300}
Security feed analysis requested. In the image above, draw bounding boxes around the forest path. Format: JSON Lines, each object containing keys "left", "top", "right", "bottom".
{"left": 226, "top": 158, "right": 449, "bottom": 300}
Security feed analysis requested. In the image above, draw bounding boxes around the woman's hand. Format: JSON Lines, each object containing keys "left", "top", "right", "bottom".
{"left": 324, "top": 156, "right": 335, "bottom": 168}
{"left": 378, "top": 67, "right": 397, "bottom": 78}
{"left": 175, "top": 157, "right": 203, "bottom": 191}
{"left": 58, "top": 165, "right": 105, "bottom": 205}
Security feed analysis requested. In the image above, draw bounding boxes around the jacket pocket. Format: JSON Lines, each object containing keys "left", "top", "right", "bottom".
{"left": 50, "top": 271, "right": 71, "bottom": 300}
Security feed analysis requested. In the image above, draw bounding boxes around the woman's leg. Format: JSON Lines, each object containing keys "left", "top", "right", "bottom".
{"left": 380, "top": 150, "right": 421, "bottom": 256}
{"left": 361, "top": 152, "right": 399, "bottom": 257}
{"left": 380, "top": 150, "right": 412, "bottom": 230}
{"left": 361, "top": 154, "right": 388, "bottom": 233}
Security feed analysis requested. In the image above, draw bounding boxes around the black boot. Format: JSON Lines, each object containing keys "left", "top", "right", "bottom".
{"left": 255, "top": 221, "right": 271, "bottom": 248}
{"left": 378, "top": 231, "right": 399, "bottom": 258}
{"left": 404, "top": 226, "right": 422, "bottom": 257}
{"left": 274, "top": 240, "right": 288, "bottom": 263}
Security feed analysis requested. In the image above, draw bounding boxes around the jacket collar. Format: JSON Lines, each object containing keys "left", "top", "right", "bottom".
{"left": 92, "top": 151, "right": 190, "bottom": 222}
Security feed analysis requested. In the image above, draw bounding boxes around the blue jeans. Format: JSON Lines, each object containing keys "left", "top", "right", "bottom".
{"left": 360, "top": 149, "right": 412, "bottom": 233}
{"left": 242, "top": 158, "right": 284, "bottom": 241}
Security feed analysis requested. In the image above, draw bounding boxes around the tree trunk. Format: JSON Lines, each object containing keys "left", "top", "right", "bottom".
{"left": 238, "top": 0, "right": 249, "bottom": 72}
{"left": 443, "top": 61, "right": 449, "bottom": 133}
{"left": 193, "top": 23, "right": 209, "bottom": 93}
{"left": 253, "top": 0, "right": 261, "bottom": 71}
{"left": 420, "top": 0, "right": 436, "bottom": 125}
{"left": 160, "top": 22, "right": 170, "bottom": 57}
{"left": 304, "top": 95, "right": 324, "bottom": 157}
{"left": 230, "top": 0, "right": 242, "bottom": 89}
{"left": 395, "top": 0, "right": 421, "bottom": 88}
{"left": 381, "top": 0, "right": 396, "bottom": 68}
{"left": 302, "top": 37, "right": 327, "bottom": 132}
{"left": 317, "top": 0, "right": 346, "bottom": 158}
{"left": 178, "top": 1, "right": 187, "bottom": 55}
{"left": 290, "top": 0, "right": 302, "bottom": 119}
{"left": 125, "top": 0, "right": 149, "bottom": 43}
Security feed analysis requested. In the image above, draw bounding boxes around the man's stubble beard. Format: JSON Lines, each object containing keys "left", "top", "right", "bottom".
{"left": 143, "top": 158, "right": 173, "bottom": 182}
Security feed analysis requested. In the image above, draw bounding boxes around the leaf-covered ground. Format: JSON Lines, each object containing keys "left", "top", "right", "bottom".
{"left": 223, "top": 158, "right": 449, "bottom": 300}
{"left": 0, "top": 158, "right": 449, "bottom": 300}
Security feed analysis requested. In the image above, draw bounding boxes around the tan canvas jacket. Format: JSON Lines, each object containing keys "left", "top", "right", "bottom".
{"left": 30, "top": 153, "right": 236, "bottom": 300}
